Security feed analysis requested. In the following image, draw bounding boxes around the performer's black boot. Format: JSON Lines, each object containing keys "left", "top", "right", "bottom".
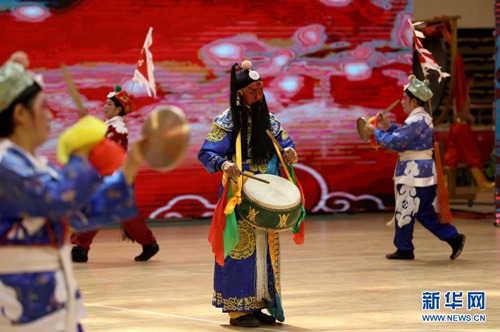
{"left": 253, "top": 310, "right": 276, "bottom": 325}
{"left": 71, "top": 246, "right": 89, "bottom": 263}
{"left": 386, "top": 249, "right": 414, "bottom": 260}
{"left": 446, "top": 234, "right": 466, "bottom": 260}
{"left": 134, "top": 240, "right": 159, "bottom": 262}
{"left": 229, "top": 314, "right": 261, "bottom": 327}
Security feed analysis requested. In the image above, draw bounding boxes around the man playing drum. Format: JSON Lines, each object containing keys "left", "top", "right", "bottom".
{"left": 198, "top": 61, "right": 298, "bottom": 327}
{"left": 364, "top": 75, "right": 466, "bottom": 261}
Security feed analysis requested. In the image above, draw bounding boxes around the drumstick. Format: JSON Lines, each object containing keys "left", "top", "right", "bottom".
{"left": 266, "top": 129, "right": 284, "bottom": 152}
{"left": 240, "top": 172, "right": 270, "bottom": 184}
{"left": 61, "top": 63, "right": 87, "bottom": 117}
{"left": 381, "top": 99, "right": 400, "bottom": 116}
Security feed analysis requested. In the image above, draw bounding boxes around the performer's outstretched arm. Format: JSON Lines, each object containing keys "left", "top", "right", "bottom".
{"left": 386, "top": 123, "right": 399, "bottom": 133}
{"left": 0, "top": 155, "right": 101, "bottom": 220}
{"left": 0, "top": 145, "right": 142, "bottom": 229}
{"left": 373, "top": 121, "right": 422, "bottom": 152}
{"left": 69, "top": 170, "right": 138, "bottom": 232}
{"left": 198, "top": 124, "right": 233, "bottom": 173}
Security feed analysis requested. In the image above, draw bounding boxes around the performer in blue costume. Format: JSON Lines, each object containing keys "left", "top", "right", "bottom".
{"left": 364, "top": 75, "right": 466, "bottom": 260}
{"left": 0, "top": 52, "right": 145, "bottom": 332}
{"left": 198, "top": 61, "right": 298, "bottom": 327}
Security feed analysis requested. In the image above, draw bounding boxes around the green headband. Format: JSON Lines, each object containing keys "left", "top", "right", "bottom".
{"left": 0, "top": 61, "right": 35, "bottom": 113}
{"left": 404, "top": 75, "right": 433, "bottom": 103}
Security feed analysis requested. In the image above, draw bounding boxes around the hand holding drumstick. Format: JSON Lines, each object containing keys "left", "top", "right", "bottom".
{"left": 222, "top": 161, "right": 270, "bottom": 184}
{"left": 222, "top": 161, "right": 240, "bottom": 178}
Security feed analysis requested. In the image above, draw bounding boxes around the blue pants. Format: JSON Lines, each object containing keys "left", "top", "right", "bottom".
{"left": 394, "top": 184, "right": 458, "bottom": 251}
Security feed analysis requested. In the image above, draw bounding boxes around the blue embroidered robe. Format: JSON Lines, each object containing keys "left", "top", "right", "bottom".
{"left": 0, "top": 139, "right": 138, "bottom": 331}
{"left": 373, "top": 107, "right": 457, "bottom": 249}
{"left": 198, "top": 108, "right": 294, "bottom": 321}
{"left": 373, "top": 107, "right": 436, "bottom": 187}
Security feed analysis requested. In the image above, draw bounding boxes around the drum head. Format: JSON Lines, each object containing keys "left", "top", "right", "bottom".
{"left": 357, "top": 117, "right": 369, "bottom": 142}
{"left": 243, "top": 174, "right": 301, "bottom": 209}
{"left": 141, "top": 106, "right": 190, "bottom": 172}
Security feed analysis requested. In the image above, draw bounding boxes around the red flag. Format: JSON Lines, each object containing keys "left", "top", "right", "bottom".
{"left": 292, "top": 173, "right": 306, "bottom": 245}
{"left": 133, "top": 27, "right": 156, "bottom": 97}
{"left": 433, "top": 139, "right": 454, "bottom": 224}
{"left": 408, "top": 19, "right": 450, "bottom": 82}
{"left": 208, "top": 182, "right": 230, "bottom": 266}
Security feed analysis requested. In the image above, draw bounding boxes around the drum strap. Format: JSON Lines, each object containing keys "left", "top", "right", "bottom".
{"left": 271, "top": 141, "right": 293, "bottom": 183}
{"left": 224, "top": 132, "right": 243, "bottom": 215}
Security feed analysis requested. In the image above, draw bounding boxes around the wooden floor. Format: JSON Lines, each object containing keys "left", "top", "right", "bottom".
{"left": 74, "top": 214, "right": 500, "bottom": 332}
{"left": 450, "top": 191, "right": 494, "bottom": 215}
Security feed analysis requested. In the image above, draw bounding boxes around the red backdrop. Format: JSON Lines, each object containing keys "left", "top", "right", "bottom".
{"left": 0, "top": 0, "right": 413, "bottom": 219}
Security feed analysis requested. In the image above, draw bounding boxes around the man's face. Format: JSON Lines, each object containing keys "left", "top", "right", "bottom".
{"left": 240, "top": 81, "right": 264, "bottom": 106}
{"left": 104, "top": 99, "right": 120, "bottom": 120}
{"left": 401, "top": 92, "right": 416, "bottom": 114}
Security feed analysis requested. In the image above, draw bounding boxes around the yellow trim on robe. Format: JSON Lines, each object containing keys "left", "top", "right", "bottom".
{"left": 229, "top": 219, "right": 256, "bottom": 260}
{"left": 213, "top": 291, "right": 267, "bottom": 312}
{"left": 206, "top": 123, "right": 228, "bottom": 142}
{"left": 228, "top": 312, "right": 252, "bottom": 319}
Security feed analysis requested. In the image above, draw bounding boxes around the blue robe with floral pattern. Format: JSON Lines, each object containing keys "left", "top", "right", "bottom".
{"left": 198, "top": 108, "right": 294, "bottom": 321}
{"left": 373, "top": 107, "right": 457, "bottom": 251}
{"left": 0, "top": 139, "right": 138, "bottom": 332}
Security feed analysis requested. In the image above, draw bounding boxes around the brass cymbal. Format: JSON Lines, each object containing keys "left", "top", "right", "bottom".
{"left": 356, "top": 99, "right": 399, "bottom": 142}
{"left": 356, "top": 117, "right": 369, "bottom": 142}
{"left": 141, "top": 106, "right": 190, "bottom": 172}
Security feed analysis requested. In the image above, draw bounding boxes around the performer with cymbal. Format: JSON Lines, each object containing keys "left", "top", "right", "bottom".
{"left": 0, "top": 52, "right": 145, "bottom": 332}
{"left": 364, "top": 75, "right": 466, "bottom": 260}
{"left": 71, "top": 86, "right": 159, "bottom": 263}
{"left": 198, "top": 61, "right": 299, "bottom": 327}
